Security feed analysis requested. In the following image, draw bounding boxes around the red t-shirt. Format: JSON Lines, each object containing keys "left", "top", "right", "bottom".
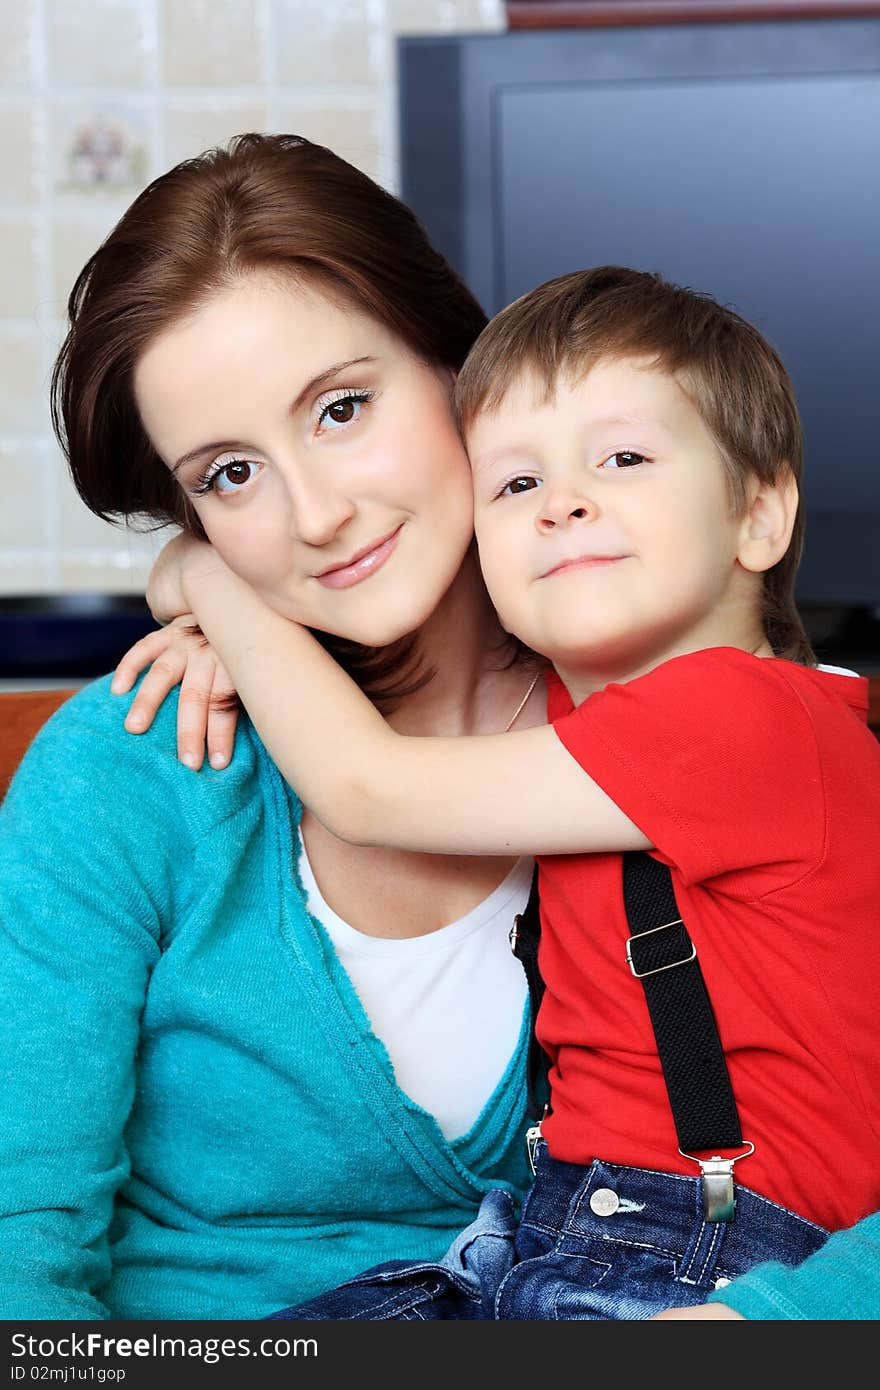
{"left": 540, "top": 647, "right": 880, "bottom": 1230}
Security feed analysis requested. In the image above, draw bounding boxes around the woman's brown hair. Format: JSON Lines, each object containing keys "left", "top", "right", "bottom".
{"left": 51, "top": 133, "right": 489, "bottom": 707}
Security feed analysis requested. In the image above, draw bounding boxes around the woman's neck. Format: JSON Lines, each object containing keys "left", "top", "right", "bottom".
{"left": 386, "top": 546, "right": 544, "bottom": 738}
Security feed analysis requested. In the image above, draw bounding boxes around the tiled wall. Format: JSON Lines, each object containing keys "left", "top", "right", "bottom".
{"left": 0, "top": 0, "right": 504, "bottom": 596}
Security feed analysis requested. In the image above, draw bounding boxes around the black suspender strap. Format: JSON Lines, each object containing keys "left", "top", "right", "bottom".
{"left": 512, "top": 852, "right": 751, "bottom": 1218}
{"left": 624, "top": 851, "right": 754, "bottom": 1221}
{"left": 509, "top": 865, "right": 550, "bottom": 1122}
{"left": 622, "top": 850, "right": 742, "bottom": 1155}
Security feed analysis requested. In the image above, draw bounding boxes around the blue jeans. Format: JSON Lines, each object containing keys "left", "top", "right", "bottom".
{"left": 268, "top": 1143, "right": 828, "bottom": 1320}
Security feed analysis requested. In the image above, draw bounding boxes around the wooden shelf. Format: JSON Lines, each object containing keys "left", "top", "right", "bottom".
{"left": 506, "top": 1, "right": 880, "bottom": 29}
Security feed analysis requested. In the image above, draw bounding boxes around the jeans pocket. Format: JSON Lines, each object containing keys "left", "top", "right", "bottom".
{"left": 498, "top": 1239, "right": 682, "bottom": 1321}
{"left": 496, "top": 1246, "right": 611, "bottom": 1320}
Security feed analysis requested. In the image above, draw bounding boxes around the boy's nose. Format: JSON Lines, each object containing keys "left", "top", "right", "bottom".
{"left": 535, "top": 486, "right": 596, "bottom": 532}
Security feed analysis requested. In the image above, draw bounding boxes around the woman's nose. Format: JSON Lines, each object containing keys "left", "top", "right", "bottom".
{"left": 283, "top": 471, "right": 356, "bottom": 547}
{"left": 535, "top": 484, "right": 596, "bottom": 532}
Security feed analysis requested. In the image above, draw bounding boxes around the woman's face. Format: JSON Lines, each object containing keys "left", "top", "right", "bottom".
{"left": 134, "top": 271, "right": 475, "bottom": 646}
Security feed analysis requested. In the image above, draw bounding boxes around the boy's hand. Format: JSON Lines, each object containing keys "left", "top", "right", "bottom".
{"left": 650, "top": 1303, "right": 744, "bottom": 1319}
{"left": 146, "top": 532, "right": 222, "bottom": 625}
{"left": 111, "top": 615, "right": 240, "bottom": 771}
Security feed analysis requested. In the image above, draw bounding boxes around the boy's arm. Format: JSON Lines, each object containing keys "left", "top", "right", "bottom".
{"left": 179, "top": 547, "right": 651, "bottom": 858}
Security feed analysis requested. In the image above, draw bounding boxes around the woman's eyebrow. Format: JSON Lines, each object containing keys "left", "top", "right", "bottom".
{"left": 172, "top": 441, "right": 246, "bottom": 473}
{"left": 171, "top": 356, "right": 379, "bottom": 473}
{"left": 290, "top": 356, "right": 378, "bottom": 411}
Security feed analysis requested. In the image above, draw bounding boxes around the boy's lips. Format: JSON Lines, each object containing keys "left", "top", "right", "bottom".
{"left": 315, "top": 525, "right": 403, "bottom": 589}
{"left": 540, "top": 553, "right": 629, "bottom": 579}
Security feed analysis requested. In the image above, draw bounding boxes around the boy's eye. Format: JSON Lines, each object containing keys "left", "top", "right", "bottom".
{"left": 498, "top": 475, "right": 541, "bottom": 497}
{"left": 601, "top": 450, "right": 647, "bottom": 469}
{"left": 316, "top": 389, "right": 375, "bottom": 430}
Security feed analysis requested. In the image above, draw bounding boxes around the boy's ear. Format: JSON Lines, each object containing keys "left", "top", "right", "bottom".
{"left": 737, "top": 470, "right": 799, "bottom": 575}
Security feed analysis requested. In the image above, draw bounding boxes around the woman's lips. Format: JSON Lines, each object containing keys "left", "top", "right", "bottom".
{"left": 315, "top": 525, "right": 403, "bottom": 589}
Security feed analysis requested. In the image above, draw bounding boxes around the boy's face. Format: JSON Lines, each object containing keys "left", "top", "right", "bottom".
{"left": 467, "top": 355, "right": 765, "bottom": 691}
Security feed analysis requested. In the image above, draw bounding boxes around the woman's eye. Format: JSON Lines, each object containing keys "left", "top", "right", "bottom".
{"left": 316, "top": 390, "right": 374, "bottom": 431}
{"left": 323, "top": 398, "right": 359, "bottom": 426}
{"left": 192, "top": 457, "right": 259, "bottom": 497}
{"left": 601, "top": 450, "right": 647, "bottom": 469}
{"left": 498, "top": 475, "right": 540, "bottom": 497}
{"left": 214, "top": 460, "right": 256, "bottom": 493}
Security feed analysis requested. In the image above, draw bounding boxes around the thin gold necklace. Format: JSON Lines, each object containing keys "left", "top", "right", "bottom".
{"left": 503, "top": 669, "right": 542, "bottom": 733}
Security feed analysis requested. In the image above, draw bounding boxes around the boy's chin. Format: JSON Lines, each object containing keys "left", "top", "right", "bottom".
{"left": 536, "top": 632, "right": 660, "bottom": 685}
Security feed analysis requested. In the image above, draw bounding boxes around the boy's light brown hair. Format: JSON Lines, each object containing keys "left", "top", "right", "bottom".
{"left": 455, "top": 265, "right": 814, "bottom": 664}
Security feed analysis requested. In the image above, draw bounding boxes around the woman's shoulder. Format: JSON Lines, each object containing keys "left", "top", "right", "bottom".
{"left": 7, "top": 673, "right": 275, "bottom": 835}
{"left": 43, "top": 672, "right": 256, "bottom": 758}
{"left": 40, "top": 671, "right": 174, "bottom": 741}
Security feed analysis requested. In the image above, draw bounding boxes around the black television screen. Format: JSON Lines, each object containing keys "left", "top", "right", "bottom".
{"left": 398, "top": 17, "right": 880, "bottom": 611}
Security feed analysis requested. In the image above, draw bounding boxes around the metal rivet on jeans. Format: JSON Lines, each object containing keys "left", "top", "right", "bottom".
{"left": 589, "top": 1187, "right": 620, "bottom": 1216}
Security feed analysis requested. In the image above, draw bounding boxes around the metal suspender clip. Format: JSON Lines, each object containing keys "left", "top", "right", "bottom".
{"left": 679, "top": 1142, "right": 755, "bottom": 1222}
{"left": 526, "top": 1106, "right": 549, "bottom": 1175}
{"left": 509, "top": 914, "right": 522, "bottom": 953}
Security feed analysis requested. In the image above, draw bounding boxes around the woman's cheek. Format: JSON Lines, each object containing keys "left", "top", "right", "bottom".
{"left": 201, "top": 519, "right": 288, "bottom": 598}
{"left": 441, "top": 444, "right": 477, "bottom": 530}
{"left": 444, "top": 475, "right": 476, "bottom": 548}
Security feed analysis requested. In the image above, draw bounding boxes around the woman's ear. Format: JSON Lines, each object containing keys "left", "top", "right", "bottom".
{"left": 737, "top": 470, "right": 799, "bottom": 574}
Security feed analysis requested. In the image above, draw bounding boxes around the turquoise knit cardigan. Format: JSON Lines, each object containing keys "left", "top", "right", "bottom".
{"left": 710, "top": 1213, "right": 880, "bottom": 1319}
{"left": 0, "top": 677, "right": 532, "bottom": 1319}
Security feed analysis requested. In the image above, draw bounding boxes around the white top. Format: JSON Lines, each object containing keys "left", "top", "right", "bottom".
{"left": 296, "top": 828, "right": 532, "bottom": 1141}
{"left": 817, "top": 662, "right": 860, "bottom": 677}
